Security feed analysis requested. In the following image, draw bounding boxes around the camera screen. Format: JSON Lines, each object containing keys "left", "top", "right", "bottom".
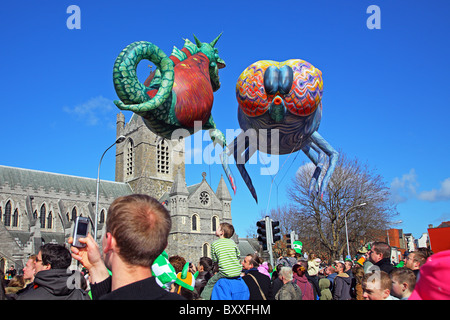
{"left": 77, "top": 222, "right": 88, "bottom": 235}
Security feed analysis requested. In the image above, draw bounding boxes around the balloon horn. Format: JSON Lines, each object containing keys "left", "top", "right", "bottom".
{"left": 210, "top": 32, "right": 223, "bottom": 47}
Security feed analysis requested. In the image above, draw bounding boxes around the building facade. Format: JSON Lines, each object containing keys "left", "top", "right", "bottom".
{"left": 0, "top": 112, "right": 235, "bottom": 272}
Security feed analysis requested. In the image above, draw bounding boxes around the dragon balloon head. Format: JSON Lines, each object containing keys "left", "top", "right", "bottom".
{"left": 193, "top": 33, "right": 225, "bottom": 92}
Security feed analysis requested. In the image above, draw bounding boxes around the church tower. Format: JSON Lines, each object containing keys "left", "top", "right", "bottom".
{"left": 115, "top": 112, "right": 185, "bottom": 200}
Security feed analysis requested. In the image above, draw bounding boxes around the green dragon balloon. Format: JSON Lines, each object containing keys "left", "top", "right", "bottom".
{"left": 113, "top": 33, "right": 236, "bottom": 193}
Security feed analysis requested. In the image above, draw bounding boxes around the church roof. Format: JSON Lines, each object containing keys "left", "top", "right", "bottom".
{"left": 0, "top": 165, "right": 132, "bottom": 199}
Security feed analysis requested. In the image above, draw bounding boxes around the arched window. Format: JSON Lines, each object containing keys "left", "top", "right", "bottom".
{"left": 33, "top": 210, "right": 37, "bottom": 220}
{"left": 40, "top": 204, "right": 46, "bottom": 228}
{"left": 202, "top": 243, "right": 210, "bottom": 257}
{"left": 99, "top": 209, "right": 105, "bottom": 224}
{"left": 71, "top": 207, "right": 77, "bottom": 221}
{"left": 212, "top": 216, "right": 219, "bottom": 233}
{"left": 4, "top": 201, "right": 11, "bottom": 227}
{"left": 47, "top": 211, "right": 53, "bottom": 229}
{"left": 157, "top": 139, "right": 170, "bottom": 174}
{"left": 192, "top": 214, "right": 199, "bottom": 232}
{"left": 12, "top": 209, "right": 19, "bottom": 227}
{"left": 125, "top": 139, "right": 134, "bottom": 178}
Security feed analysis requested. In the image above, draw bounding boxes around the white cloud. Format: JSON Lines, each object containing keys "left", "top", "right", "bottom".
{"left": 390, "top": 169, "right": 450, "bottom": 203}
{"left": 418, "top": 178, "right": 450, "bottom": 202}
{"left": 63, "top": 96, "right": 114, "bottom": 126}
{"left": 389, "top": 169, "right": 418, "bottom": 203}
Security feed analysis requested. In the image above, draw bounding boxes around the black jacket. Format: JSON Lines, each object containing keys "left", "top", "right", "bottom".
{"left": 91, "top": 276, "right": 185, "bottom": 300}
{"left": 374, "top": 258, "right": 394, "bottom": 274}
{"left": 17, "top": 269, "right": 89, "bottom": 300}
{"left": 242, "top": 269, "right": 272, "bottom": 300}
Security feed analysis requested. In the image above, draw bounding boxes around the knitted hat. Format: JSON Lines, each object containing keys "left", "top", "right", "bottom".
{"left": 175, "top": 262, "right": 199, "bottom": 292}
{"left": 409, "top": 250, "right": 450, "bottom": 300}
{"left": 151, "top": 250, "right": 178, "bottom": 291}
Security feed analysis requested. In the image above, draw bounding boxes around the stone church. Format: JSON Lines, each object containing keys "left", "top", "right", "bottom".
{"left": 0, "top": 112, "right": 234, "bottom": 272}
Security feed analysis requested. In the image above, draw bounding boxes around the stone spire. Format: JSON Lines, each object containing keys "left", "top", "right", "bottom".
{"left": 215, "top": 175, "right": 232, "bottom": 201}
{"left": 169, "top": 169, "right": 189, "bottom": 196}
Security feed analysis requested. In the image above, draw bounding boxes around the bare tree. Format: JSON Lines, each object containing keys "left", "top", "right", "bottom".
{"left": 287, "top": 152, "right": 398, "bottom": 262}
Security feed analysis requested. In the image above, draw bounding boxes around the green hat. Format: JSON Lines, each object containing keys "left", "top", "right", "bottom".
{"left": 151, "top": 251, "right": 177, "bottom": 291}
{"left": 175, "top": 263, "right": 199, "bottom": 292}
{"left": 293, "top": 241, "right": 303, "bottom": 254}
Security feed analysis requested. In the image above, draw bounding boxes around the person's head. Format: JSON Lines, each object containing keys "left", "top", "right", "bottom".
{"left": 279, "top": 267, "right": 293, "bottom": 284}
{"left": 36, "top": 243, "right": 72, "bottom": 272}
{"left": 198, "top": 256, "right": 213, "bottom": 273}
{"left": 215, "top": 222, "right": 234, "bottom": 238}
{"left": 405, "top": 251, "right": 426, "bottom": 271}
{"left": 286, "top": 248, "right": 296, "bottom": 257}
{"left": 368, "top": 242, "right": 391, "bottom": 264}
{"left": 293, "top": 261, "right": 307, "bottom": 277}
{"left": 242, "top": 253, "right": 262, "bottom": 270}
{"left": 352, "top": 264, "right": 365, "bottom": 284}
{"left": 22, "top": 254, "right": 37, "bottom": 281}
{"left": 8, "top": 275, "right": 25, "bottom": 288}
{"left": 362, "top": 270, "right": 392, "bottom": 300}
{"left": 390, "top": 267, "right": 416, "bottom": 299}
{"left": 103, "top": 194, "right": 171, "bottom": 269}
{"left": 344, "top": 260, "right": 353, "bottom": 271}
{"left": 169, "top": 255, "right": 187, "bottom": 273}
{"left": 335, "top": 262, "right": 345, "bottom": 273}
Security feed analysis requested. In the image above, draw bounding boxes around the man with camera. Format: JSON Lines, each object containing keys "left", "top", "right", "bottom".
{"left": 69, "top": 194, "right": 184, "bottom": 300}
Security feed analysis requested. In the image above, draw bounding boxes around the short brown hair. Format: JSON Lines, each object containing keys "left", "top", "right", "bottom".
{"left": 411, "top": 251, "right": 427, "bottom": 266}
{"left": 363, "top": 270, "right": 391, "bottom": 291}
{"left": 390, "top": 267, "right": 416, "bottom": 291}
{"left": 220, "top": 222, "right": 235, "bottom": 238}
{"left": 106, "top": 194, "right": 171, "bottom": 267}
{"left": 372, "top": 242, "right": 391, "bottom": 259}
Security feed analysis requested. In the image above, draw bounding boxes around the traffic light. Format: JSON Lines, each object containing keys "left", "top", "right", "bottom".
{"left": 271, "top": 220, "right": 281, "bottom": 243}
{"left": 256, "top": 220, "right": 268, "bottom": 250}
{"left": 286, "top": 233, "right": 292, "bottom": 248}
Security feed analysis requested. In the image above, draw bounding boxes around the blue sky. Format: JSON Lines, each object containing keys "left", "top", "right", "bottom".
{"left": 1, "top": 0, "right": 449, "bottom": 240}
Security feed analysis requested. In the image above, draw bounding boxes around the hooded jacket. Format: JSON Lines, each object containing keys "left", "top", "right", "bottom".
{"left": 319, "top": 278, "right": 332, "bottom": 300}
{"left": 332, "top": 272, "right": 352, "bottom": 300}
{"left": 17, "top": 269, "right": 89, "bottom": 300}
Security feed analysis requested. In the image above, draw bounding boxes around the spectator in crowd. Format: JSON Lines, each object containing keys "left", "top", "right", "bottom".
{"left": 15, "top": 255, "right": 37, "bottom": 297}
{"left": 352, "top": 264, "right": 365, "bottom": 300}
{"left": 211, "top": 277, "right": 250, "bottom": 300}
{"left": 405, "top": 250, "right": 427, "bottom": 279}
{"left": 257, "top": 261, "right": 271, "bottom": 279}
{"left": 5, "top": 275, "right": 25, "bottom": 295}
{"left": 6, "top": 266, "right": 17, "bottom": 280}
{"left": 275, "top": 267, "right": 302, "bottom": 300}
{"left": 276, "top": 248, "right": 297, "bottom": 268}
{"left": 195, "top": 257, "right": 213, "bottom": 296}
{"left": 169, "top": 255, "right": 187, "bottom": 273}
{"left": 270, "top": 264, "right": 284, "bottom": 298}
{"left": 171, "top": 262, "right": 199, "bottom": 300}
{"left": 390, "top": 267, "right": 416, "bottom": 300}
{"left": 409, "top": 249, "right": 450, "bottom": 300}
{"left": 200, "top": 222, "right": 242, "bottom": 300}
{"left": 18, "top": 243, "right": 89, "bottom": 300}
{"left": 362, "top": 270, "right": 398, "bottom": 300}
{"left": 367, "top": 242, "right": 394, "bottom": 274}
{"left": 325, "top": 264, "right": 337, "bottom": 291}
{"left": 319, "top": 278, "right": 332, "bottom": 300}
{"left": 332, "top": 262, "right": 352, "bottom": 300}
{"left": 69, "top": 194, "right": 184, "bottom": 300}
{"left": 292, "top": 261, "right": 314, "bottom": 300}
{"left": 242, "top": 253, "right": 272, "bottom": 300}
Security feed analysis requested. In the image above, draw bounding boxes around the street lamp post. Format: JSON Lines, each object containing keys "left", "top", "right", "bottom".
{"left": 94, "top": 135, "right": 126, "bottom": 242}
{"left": 344, "top": 202, "right": 367, "bottom": 260}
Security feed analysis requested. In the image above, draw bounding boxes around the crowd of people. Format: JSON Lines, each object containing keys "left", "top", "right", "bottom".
{"left": 1, "top": 194, "right": 449, "bottom": 301}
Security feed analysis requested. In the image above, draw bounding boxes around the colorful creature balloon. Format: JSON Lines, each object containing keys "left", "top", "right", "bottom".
{"left": 230, "top": 59, "right": 339, "bottom": 202}
{"left": 113, "top": 34, "right": 236, "bottom": 193}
